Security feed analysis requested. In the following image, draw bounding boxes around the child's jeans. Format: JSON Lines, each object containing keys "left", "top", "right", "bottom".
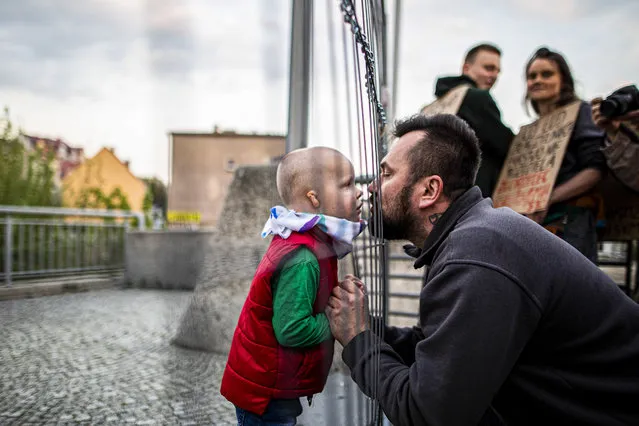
{"left": 235, "top": 399, "right": 303, "bottom": 426}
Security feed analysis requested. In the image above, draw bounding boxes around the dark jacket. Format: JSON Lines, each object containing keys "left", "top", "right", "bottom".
{"left": 555, "top": 101, "right": 607, "bottom": 188}
{"left": 343, "top": 187, "right": 639, "bottom": 426}
{"left": 435, "top": 76, "right": 514, "bottom": 197}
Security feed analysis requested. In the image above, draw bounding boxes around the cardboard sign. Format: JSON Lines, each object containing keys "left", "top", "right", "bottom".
{"left": 493, "top": 101, "right": 581, "bottom": 214}
{"left": 420, "top": 85, "right": 470, "bottom": 117}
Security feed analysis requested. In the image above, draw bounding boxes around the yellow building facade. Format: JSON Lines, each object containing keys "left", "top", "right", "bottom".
{"left": 62, "top": 148, "right": 147, "bottom": 212}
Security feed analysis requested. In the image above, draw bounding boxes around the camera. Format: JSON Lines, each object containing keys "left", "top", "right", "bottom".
{"left": 600, "top": 84, "right": 639, "bottom": 118}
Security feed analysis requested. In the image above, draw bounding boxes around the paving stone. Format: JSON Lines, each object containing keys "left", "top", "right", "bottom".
{"left": 0, "top": 288, "right": 380, "bottom": 425}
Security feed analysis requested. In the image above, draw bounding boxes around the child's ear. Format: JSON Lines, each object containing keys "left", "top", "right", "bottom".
{"left": 306, "top": 190, "right": 320, "bottom": 209}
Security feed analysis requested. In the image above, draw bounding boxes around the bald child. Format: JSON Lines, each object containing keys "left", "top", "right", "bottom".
{"left": 221, "top": 147, "right": 365, "bottom": 425}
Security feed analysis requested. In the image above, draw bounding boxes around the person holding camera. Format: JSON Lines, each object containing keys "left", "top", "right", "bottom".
{"left": 592, "top": 85, "right": 639, "bottom": 192}
{"left": 523, "top": 47, "right": 607, "bottom": 263}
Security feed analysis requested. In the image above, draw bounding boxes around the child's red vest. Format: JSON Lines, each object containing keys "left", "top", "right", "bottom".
{"left": 220, "top": 230, "right": 339, "bottom": 415}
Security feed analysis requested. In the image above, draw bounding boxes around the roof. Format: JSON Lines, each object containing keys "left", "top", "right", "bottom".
{"left": 168, "top": 131, "right": 285, "bottom": 139}
{"left": 62, "top": 147, "right": 143, "bottom": 187}
{"left": 22, "top": 134, "right": 84, "bottom": 152}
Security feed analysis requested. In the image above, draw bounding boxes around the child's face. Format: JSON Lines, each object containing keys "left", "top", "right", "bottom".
{"left": 319, "top": 156, "right": 363, "bottom": 222}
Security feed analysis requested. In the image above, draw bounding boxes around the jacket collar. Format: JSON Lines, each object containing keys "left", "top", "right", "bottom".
{"left": 404, "top": 186, "right": 484, "bottom": 268}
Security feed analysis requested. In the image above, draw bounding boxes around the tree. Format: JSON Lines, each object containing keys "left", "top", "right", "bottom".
{"left": 75, "top": 186, "right": 132, "bottom": 211}
{"left": 0, "top": 107, "right": 58, "bottom": 207}
{"left": 142, "top": 177, "right": 167, "bottom": 217}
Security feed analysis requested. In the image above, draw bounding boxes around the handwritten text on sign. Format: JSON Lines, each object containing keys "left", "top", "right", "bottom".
{"left": 420, "top": 85, "right": 470, "bottom": 117}
{"left": 493, "top": 101, "right": 581, "bottom": 214}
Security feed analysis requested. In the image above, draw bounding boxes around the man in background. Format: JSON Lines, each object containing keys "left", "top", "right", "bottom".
{"left": 431, "top": 43, "right": 514, "bottom": 197}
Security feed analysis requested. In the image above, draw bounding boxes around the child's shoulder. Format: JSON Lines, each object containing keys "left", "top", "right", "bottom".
{"left": 285, "top": 246, "right": 319, "bottom": 267}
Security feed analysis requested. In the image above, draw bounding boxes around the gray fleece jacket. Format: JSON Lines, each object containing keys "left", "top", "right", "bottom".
{"left": 343, "top": 186, "right": 639, "bottom": 426}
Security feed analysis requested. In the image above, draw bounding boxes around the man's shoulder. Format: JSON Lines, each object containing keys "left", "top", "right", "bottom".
{"left": 462, "top": 87, "right": 497, "bottom": 108}
{"left": 442, "top": 202, "right": 538, "bottom": 262}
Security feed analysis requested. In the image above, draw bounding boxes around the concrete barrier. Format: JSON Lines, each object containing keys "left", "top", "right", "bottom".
{"left": 125, "top": 231, "right": 266, "bottom": 291}
{"left": 216, "top": 164, "right": 282, "bottom": 239}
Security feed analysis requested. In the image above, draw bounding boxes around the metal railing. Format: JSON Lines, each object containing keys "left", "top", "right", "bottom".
{"left": 1, "top": 206, "right": 144, "bottom": 287}
{"left": 353, "top": 177, "right": 638, "bottom": 325}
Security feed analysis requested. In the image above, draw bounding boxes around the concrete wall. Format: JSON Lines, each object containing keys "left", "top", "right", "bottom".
{"left": 125, "top": 231, "right": 267, "bottom": 290}
{"left": 217, "top": 164, "right": 282, "bottom": 239}
{"left": 125, "top": 230, "right": 269, "bottom": 354}
{"left": 168, "top": 132, "right": 285, "bottom": 227}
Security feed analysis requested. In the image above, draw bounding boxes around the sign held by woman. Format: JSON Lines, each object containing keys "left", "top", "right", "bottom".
{"left": 492, "top": 101, "right": 581, "bottom": 214}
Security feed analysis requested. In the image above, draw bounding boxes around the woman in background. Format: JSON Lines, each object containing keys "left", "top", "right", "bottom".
{"left": 523, "top": 47, "right": 606, "bottom": 264}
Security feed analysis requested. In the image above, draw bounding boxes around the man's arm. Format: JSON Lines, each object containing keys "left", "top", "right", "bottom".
{"left": 342, "top": 262, "right": 541, "bottom": 426}
{"left": 370, "top": 315, "right": 424, "bottom": 365}
{"left": 460, "top": 90, "right": 514, "bottom": 161}
{"left": 382, "top": 325, "right": 424, "bottom": 366}
{"left": 272, "top": 247, "right": 332, "bottom": 347}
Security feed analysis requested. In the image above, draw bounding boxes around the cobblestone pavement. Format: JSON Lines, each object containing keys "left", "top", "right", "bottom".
{"left": 0, "top": 289, "right": 385, "bottom": 426}
{"left": 0, "top": 289, "right": 237, "bottom": 425}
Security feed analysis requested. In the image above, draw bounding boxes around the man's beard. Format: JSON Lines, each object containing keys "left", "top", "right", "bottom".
{"left": 368, "top": 186, "right": 414, "bottom": 241}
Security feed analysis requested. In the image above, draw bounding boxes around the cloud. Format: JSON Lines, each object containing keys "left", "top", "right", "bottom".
{"left": 0, "top": 0, "right": 291, "bottom": 181}
{"left": 1, "top": 0, "right": 637, "bottom": 181}
{"left": 143, "top": 0, "right": 196, "bottom": 79}
{"left": 0, "top": 0, "right": 140, "bottom": 97}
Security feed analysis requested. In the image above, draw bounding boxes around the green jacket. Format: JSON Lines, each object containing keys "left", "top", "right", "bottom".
{"left": 271, "top": 247, "right": 332, "bottom": 347}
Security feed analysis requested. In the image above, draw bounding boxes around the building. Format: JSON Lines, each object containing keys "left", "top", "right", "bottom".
{"left": 21, "top": 134, "right": 85, "bottom": 185}
{"left": 62, "top": 147, "right": 147, "bottom": 212}
{"left": 168, "top": 130, "right": 286, "bottom": 228}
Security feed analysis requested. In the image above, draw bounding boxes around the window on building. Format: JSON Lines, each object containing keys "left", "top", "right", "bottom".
{"left": 224, "top": 158, "right": 236, "bottom": 172}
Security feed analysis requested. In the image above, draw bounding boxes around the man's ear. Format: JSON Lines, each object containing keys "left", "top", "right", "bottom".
{"left": 306, "top": 190, "right": 320, "bottom": 209}
{"left": 462, "top": 61, "right": 471, "bottom": 75}
{"left": 416, "top": 176, "right": 444, "bottom": 209}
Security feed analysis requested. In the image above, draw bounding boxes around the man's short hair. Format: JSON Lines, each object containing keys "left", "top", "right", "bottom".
{"left": 393, "top": 114, "right": 481, "bottom": 200}
{"left": 464, "top": 43, "right": 501, "bottom": 64}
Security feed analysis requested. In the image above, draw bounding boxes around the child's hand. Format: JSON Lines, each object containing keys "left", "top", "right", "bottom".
{"left": 325, "top": 274, "right": 370, "bottom": 346}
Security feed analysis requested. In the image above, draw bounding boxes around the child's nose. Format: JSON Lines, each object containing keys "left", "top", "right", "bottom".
{"left": 368, "top": 178, "right": 378, "bottom": 193}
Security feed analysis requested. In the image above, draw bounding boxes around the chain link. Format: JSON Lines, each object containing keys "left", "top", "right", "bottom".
{"left": 340, "top": 0, "right": 387, "bottom": 130}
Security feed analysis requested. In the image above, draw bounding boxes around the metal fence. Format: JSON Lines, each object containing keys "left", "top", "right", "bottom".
{"left": 354, "top": 178, "right": 638, "bottom": 326}
{"left": 1, "top": 206, "right": 144, "bottom": 286}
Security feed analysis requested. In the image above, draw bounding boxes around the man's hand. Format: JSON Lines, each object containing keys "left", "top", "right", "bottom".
{"left": 591, "top": 97, "right": 639, "bottom": 133}
{"left": 591, "top": 97, "right": 621, "bottom": 134}
{"left": 326, "top": 274, "right": 370, "bottom": 347}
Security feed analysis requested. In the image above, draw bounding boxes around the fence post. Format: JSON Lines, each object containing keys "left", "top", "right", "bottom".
{"left": 382, "top": 240, "right": 389, "bottom": 325}
{"left": 5, "top": 215, "right": 12, "bottom": 287}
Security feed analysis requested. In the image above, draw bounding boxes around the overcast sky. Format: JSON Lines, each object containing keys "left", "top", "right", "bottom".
{"left": 1, "top": 0, "right": 637, "bottom": 182}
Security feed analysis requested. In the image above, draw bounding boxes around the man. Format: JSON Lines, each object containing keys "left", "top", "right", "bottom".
{"left": 326, "top": 114, "right": 639, "bottom": 426}
{"left": 592, "top": 86, "right": 639, "bottom": 193}
{"left": 431, "top": 43, "right": 514, "bottom": 197}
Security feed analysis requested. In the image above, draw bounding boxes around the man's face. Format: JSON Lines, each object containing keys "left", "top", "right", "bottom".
{"left": 463, "top": 50, "right": 501, "bottom": 90}
{"left": 367, "top": 133, "right": 421, "bottom": 240}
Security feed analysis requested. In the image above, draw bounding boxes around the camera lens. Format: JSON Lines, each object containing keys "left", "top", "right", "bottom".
{"left": 600, "top": 93, "right": 636, "bottom": 118}
{"left": 600, "top": 99, "right": 621, "bottom": 118}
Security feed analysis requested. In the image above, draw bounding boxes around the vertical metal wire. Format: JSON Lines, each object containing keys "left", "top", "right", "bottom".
{"left": 75, "top": 223, "right": 81, "bottom": 270}
{"left": 18, "top": 222, "right": 24, "bottom": 273}
{"left": 29, "top": 223, "right": 35, "bottom": 272}
{"left": 39, "top": 224, "right": 45, "bottom": 271}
